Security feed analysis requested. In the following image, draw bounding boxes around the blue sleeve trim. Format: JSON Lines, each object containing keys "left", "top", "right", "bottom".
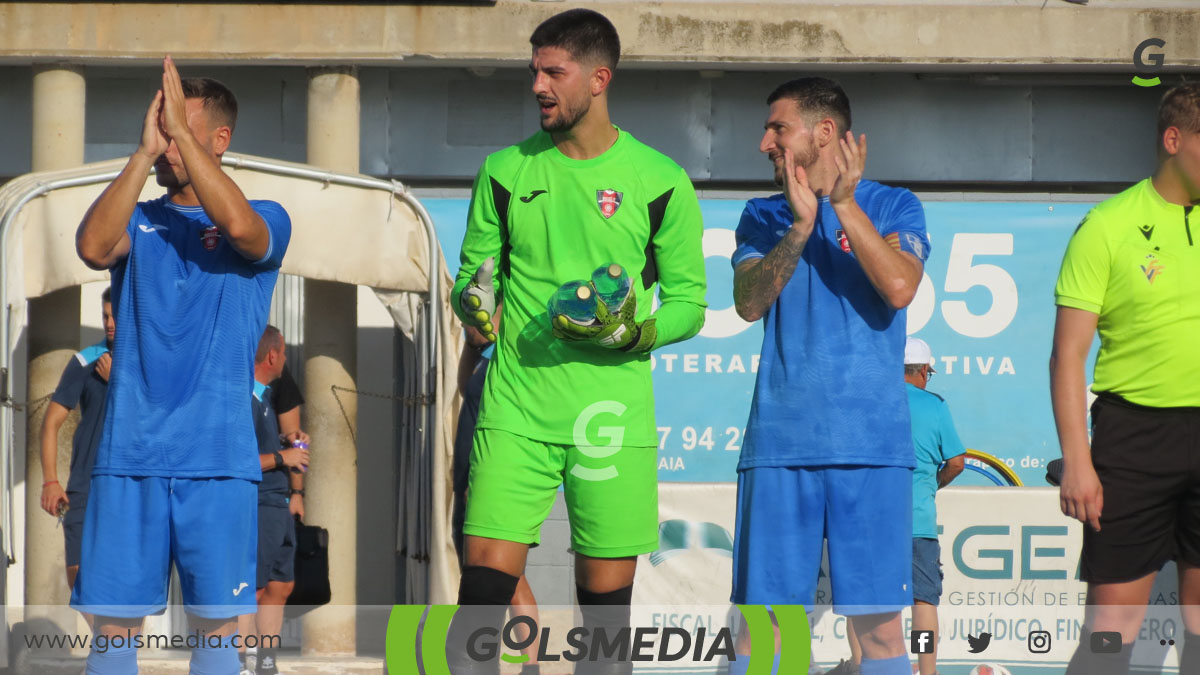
{"left": 731, "top": 251, "right": 765, "bottom": 269}
{"left": 252, "top": 228, "right": 275, "bottom": 266}
{"left": 248, "top": 201, "right": 291, "bottom": 269}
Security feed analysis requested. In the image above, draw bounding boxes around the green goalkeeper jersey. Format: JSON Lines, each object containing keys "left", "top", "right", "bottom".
{"left": 453, "top": 128, "right": 707, "bottom": 447}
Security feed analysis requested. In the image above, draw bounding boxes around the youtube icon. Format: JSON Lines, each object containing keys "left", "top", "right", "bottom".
{"left": 1090, "top": 631, "right": 1123, "bottom": 654}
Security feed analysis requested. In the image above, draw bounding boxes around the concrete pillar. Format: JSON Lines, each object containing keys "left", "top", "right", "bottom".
{"left": 301, "top": 66, "right": 359, "bottom": 657}
{"left": 24, "top": 65, "right": 85, "bottom": 616}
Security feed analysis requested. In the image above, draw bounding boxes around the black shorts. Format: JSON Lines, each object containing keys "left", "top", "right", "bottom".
{"left": 1082, "top": 394, "right": 1200, "bottom": 583}
{"left": 256, "top": 504, "right": 296, "bottom": 589}
{"left": 62, "top": 493, "right": 86, "bottom": 568}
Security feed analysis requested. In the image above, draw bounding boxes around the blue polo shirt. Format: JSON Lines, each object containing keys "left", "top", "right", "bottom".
{"left": 50, "top": 340, "right": 110, "bottom": 504}
{"left": 732, "top": 181, "right": 930, "bottom": 470}
{"left": 908, "top": 383, "right": 966, "bottom": 539}
{"left": 253, "top": 381, "right": 289, "bottom": 507}
{"left": 97, "top": 196, "right": 291, "bottom": 481}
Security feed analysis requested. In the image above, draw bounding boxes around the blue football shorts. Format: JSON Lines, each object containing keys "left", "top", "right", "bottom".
{"left": 731, "top": 465, "right": 913, "bottom": 615}
{"left": 70, "top": 475, "right": 257, "bottom": 619}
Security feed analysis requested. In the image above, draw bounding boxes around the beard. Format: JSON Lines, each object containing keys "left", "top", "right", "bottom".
{"left": 154, "top": 160, "right": 188, "bottom": 189}
{"left": 540, "top": 96, "right": 590, "bottom": 133}
{"left": 771, "top": 143, "right": 819, "bottom": 186}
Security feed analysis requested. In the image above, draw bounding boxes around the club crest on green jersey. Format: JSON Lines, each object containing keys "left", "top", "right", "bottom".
{"left": 596, "top": 189, "right": 623, "bottom": 219}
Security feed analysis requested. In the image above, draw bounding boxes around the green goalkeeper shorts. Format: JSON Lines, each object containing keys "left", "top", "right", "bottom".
{"left": 463, "top": 427, "right": 659, "bottom": 558}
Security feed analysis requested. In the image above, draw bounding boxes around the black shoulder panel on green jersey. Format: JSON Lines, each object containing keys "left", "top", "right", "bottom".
{"left": 640, "top": 188, "right": 674, "bottom": 290}
{"left": 491, "top": 177, "right": 513, "bottom": 277}
{"left": 1071, "top": 214, "right": 1090, "bottom": 236}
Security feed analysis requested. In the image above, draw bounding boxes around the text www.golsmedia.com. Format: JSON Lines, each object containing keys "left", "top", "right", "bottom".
{"left": 23, "top": 632, "right": 281, "bottom": 653}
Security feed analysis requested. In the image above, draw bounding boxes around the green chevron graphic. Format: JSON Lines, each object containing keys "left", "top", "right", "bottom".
{"left": 421, "top": 605, "right": 457, "bottom": 675}
{"left": 384, "top": 604, "right": 426, "bottom": 674}
{"left": 735, "top": 604, "right": 811, "bottom": 674}
{"left": 772, "top": 605, "right": 813, "bottom": 673}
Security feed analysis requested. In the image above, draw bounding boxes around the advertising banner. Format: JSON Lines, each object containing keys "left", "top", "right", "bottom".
{"left": 428, "top": 196, "right": 1099, "bottom": 488}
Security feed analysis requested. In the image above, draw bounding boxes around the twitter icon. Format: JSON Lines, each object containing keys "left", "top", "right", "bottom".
{"left": 967, "top": 633, "right": 992, "bottom": 654}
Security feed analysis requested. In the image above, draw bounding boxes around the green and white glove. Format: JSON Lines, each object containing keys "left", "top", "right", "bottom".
{"left": 460, "top": 257, "right": 497, "bottom": 343}
{"left": 552, "top": 285, "right": 657, "bottom": 352}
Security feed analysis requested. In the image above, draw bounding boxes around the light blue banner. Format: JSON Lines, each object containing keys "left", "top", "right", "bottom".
{"left": 428, "top": 198, "right": 1097, "bottom": 487}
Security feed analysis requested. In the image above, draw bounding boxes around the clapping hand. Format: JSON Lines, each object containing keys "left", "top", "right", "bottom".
{"left": 782, "top": 148, "right": 818, "bottom": 236}
{"left": 829, "top": 131, "right": 867, "bottom": 206}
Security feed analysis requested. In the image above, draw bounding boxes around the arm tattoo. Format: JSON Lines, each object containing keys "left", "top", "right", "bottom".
{"left": 733, "top": 231, "right": 810, "bottom": 320}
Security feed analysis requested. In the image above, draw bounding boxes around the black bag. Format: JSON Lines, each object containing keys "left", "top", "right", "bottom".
{"left": 285, "top": 518, "right": 331, "bottom": 617}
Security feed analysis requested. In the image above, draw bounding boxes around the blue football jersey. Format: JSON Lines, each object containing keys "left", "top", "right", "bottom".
{"left": 96, "top": 196, "right": 291, "bottom": 480}
{"left": 732, "top": 180, "right": 930, "bottom": 469}
{"left": 50, "top": 340, "right": 111, "bottom": 499}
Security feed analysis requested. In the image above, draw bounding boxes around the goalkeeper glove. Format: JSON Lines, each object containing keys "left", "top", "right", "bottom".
{"left": 459, "top": 257, "right": 497, "bottom": 342}
{"left": 551, "top": 266, "right": 657, "bottom": 352}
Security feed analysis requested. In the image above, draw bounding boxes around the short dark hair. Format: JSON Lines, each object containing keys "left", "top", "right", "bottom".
{"left": 1157, "top": 82, "right": 1200, "bottom": 143}
{"left": 530, "top": 9, "right": 620, "bottom": 70}
{"left": 181, "top": 77, "right": 238, "bottom": 131}
{"left": 767, "top": 77, "right": 852, "bottom": 135}
{"left": 101, "top": 287, "right": 112, "bottom": 304}
{"left": 904, "top": 364, "right": 926, "bottom": 376}
{"left": 255, "top": 325, "right": 283, "bottom": 364}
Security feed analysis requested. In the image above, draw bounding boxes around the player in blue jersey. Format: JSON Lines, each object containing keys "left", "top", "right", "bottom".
{"left": 40, "top": 288, "right": 115, "bottom": 605}
{"left": 73, "top": 56, "right": 291, "bottom": 675}
{"left": 729, "top": 77, "right": 929, "bottom": 675}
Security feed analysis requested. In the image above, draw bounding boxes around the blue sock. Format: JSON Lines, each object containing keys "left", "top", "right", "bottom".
{"left": 860, "top": 654, "right": 911, "bottom": 675}
{"left": 189, "top": 635, "right": 239, "bottom": 675}
{"left": 86, "top": 640, "right": 138, "bottom": 675}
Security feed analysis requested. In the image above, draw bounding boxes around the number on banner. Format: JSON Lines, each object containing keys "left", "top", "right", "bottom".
{"left": 682, "top": 427, "right": 697, "bottom": 450}
{"left": 724, "top": 427, "right": 742, "bottom": 451}
{"left": 940, "top": 233, "right": 1018, "bottom": 338}
{"left": 907, "top": 233, "right": 1019, "bottom": 338}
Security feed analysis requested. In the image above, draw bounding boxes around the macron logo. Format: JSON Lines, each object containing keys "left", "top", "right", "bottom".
{"left": 232, "top": 583, "right": 249, "bottom": 596}
{"left": 138, "top": 224, "right": 167, "bottom": 234}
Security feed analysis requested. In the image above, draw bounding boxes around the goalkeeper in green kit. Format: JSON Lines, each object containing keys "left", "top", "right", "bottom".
{"left": 449, "top": 8, "right": 706, "bottom": 675}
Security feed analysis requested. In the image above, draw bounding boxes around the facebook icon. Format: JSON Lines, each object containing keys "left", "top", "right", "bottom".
{"left": 911, "top": 630, "right": 935, "bottom": 654}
